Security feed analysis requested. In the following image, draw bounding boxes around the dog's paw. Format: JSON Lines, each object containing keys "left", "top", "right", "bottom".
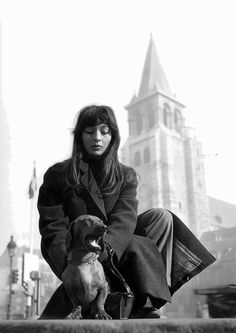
{"left": 65, "top": 306, "right": 82, "bottom": 320}
{"left": 94, "top": 310, "right": 112, "bottom": 320}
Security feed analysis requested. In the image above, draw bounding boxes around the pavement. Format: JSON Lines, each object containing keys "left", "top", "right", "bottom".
{"left": 1, "top": 318, "right": 236, "bottom": 333}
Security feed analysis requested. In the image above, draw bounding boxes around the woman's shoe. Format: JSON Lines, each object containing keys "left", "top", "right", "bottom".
{"left": 131, "top": 306, "right": 160, "bottom": 319}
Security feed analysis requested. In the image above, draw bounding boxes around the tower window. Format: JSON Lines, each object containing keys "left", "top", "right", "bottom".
{"left": 163, "top": 103, "right": 172, "bottom": 128}
{"left": 174, "top": 109, "right": 181, "bottom": 132}
{"left": 134, "top": 151, "right": 141, "bottom": 166}
{"left": 144, "top": 147, "right": 151, "bottom": 163}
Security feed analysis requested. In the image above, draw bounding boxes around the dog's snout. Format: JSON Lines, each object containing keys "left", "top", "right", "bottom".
{"left": 95, "top": 223, "right": 107, "bottom": 234}
{"left": 98, "top": 223, "right": 107, "bottom": 230}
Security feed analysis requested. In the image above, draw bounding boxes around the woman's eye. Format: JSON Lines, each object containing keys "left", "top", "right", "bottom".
{"left": 84, "top": 126, "right": 110, "bottom": 135}
{"left": 101, "top": 127, "right": 110, "bottom": 135}
{"left": 85, "top": 128, "right": 94, "bottom": 134}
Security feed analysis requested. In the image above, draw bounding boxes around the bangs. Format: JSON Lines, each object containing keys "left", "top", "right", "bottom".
{"left": 82, "top": 113, "right": 108, "bottom": 128}
{"left": 79, "top": 106, "right": 115, "bottom": 130}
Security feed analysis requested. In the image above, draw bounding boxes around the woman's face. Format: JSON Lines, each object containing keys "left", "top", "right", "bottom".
{"left": 82, "top": 123, "right": 112, "bottom": 157}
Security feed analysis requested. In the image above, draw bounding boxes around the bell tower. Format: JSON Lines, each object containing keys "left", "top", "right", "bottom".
{"left": 121, "top": 36, "right": 209, "bottom": 234}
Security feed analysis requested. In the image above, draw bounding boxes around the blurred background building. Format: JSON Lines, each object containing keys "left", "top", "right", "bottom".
{"left": 121, "top": 36, "right": 209, "bottom": 236}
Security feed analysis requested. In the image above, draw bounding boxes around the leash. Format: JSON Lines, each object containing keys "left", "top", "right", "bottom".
{"left": 106, "top": 247, "right": 133, "bottom": 296}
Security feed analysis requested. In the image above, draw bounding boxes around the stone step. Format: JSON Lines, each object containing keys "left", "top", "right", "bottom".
{"left": 1, "top": 318, "right": 236, "bottom": 333}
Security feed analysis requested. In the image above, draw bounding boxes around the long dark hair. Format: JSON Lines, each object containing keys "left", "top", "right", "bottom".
{"left": 67, "top": 104, "right": 124, "bottom": 195}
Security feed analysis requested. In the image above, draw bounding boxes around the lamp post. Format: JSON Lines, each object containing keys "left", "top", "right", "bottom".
{"left": 30, "top": 270, "right": 41, "bottom": 316}
{"left": 6, "top": 235, "right": 17, "bottom": 320}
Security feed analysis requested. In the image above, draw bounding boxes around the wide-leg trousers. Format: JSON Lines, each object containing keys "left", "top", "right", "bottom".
{"left": 118, "top": 208, "right": 174, "bottom": 308}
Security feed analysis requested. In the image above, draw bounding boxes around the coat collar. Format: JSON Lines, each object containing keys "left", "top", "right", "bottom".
{"left": 79, "top": 160, "right": 107, "bottom": 221}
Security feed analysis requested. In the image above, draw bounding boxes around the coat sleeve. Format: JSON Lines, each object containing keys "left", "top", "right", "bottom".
{"left": 104, "top": 167, "right": 139, "bottom": 262}
{"left": 37, "top": 166, "right": 69, "bottom": 279}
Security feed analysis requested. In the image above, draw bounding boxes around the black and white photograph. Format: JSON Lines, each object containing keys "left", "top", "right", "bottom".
{"left": 0, "top": 0, "right": 236, "bottom": 331}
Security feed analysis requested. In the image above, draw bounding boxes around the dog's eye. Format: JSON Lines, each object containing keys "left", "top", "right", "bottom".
{"left": 84, "top": 219, "right": 92, "bottom": 227}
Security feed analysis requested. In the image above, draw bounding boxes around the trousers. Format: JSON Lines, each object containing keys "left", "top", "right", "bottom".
{"left": 118, "top": 208, "right": 173, "bottom": 308}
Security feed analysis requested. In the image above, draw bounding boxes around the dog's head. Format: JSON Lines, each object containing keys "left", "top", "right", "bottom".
{"left": 67, "top": 215, "right": 107, "bottom": 253}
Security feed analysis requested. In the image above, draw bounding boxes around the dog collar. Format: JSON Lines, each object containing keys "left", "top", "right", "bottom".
{"left": 68, "top": 253, "right": 99, "bottom": 266}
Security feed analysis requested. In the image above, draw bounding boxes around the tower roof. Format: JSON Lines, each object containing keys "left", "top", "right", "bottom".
{"left": 138, "top": 36, "right": 173, "bottom": 98}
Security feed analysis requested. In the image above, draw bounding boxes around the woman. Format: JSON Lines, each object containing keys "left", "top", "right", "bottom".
{"left": 38, "top": 104, "right": 215, "bottom": 319}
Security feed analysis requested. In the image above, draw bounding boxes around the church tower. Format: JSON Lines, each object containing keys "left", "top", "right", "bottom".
{"left": 121, "top": 36, "right": 209, "bottom": 235}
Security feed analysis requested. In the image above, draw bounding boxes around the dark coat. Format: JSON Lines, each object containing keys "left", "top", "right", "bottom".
{"left": 38, "top": 159, "right": 139, "bottom": 279}
{"left": 38, "top": 159, "right": 215, "bottom": 318}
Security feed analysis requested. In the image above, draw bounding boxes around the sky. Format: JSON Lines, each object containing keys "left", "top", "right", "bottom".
{"left": 0, "top": 0, "right": 236, "bottom": 252}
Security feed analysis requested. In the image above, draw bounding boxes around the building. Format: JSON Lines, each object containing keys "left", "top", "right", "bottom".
{"left": 121, "top": 36, "right": 210, "bottom": 235}
{"left": 208, "top": 196, "right": 236, "bottom": 229}
{"left": 0, "top": 25, "right": 13, "bottom": 255}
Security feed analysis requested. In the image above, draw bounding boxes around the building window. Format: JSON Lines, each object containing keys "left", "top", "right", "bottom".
{"left": 143, "top": 147, "right": 150, "bottom": 163}
{"left": 163, "top": 103, "right": 172, "bottom": 128}
{"left": 134, "top": 151, "right": 141, "bottom": 166}
{"left": 174, "top": 109, "right": 181, "bottom": 132}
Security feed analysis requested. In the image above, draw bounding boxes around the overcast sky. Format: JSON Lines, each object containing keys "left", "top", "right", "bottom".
{"left": 0, "top": 0, "right": 236, "bottom": 251}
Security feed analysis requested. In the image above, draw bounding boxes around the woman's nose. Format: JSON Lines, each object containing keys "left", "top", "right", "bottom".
{"left": 93, "top": 130, "right": 102, "bottom": 141}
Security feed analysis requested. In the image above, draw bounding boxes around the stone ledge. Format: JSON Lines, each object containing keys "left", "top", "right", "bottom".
{"left": 1, "top": 319, "right": 236, "bottom": 333}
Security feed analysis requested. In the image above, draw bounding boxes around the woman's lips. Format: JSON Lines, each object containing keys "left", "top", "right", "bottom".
{"left": 91, "top": 145, "right": 102, "bottom": 149}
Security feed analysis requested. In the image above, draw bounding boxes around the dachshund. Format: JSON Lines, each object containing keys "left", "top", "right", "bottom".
{"left": 62, "top": 214, "right": 111, "bottom": 320}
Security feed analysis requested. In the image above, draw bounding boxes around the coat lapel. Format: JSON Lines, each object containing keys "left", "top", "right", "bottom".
{"left": 79, "top": 160, "right": 107, "bottom": 221}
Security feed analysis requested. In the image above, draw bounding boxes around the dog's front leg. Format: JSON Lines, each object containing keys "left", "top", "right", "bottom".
{"left": 91, "top": 283, "right": 111, "bottom": 319}
{"left": 65, "top": 305, "right": 82, "bottom": 320}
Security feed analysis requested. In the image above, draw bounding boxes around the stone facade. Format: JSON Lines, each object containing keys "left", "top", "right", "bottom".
{"left": 121, "top": 36, "right": 209, "bottom": 235}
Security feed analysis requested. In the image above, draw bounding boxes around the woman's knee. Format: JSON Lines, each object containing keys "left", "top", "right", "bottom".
{"left": 152, "top": 208, "right": 173, "bottom": 227}
{"left": 158, "top": 209, "right": 173, "bottom": 234}
{"left": 126, "top": 235, "right": 156, "bottom": 253}
{"left": 144, "top": 208, "right": 173, "bottom": 226}
{"left": 136, "top": 208, "right": 173, "bottom": 238}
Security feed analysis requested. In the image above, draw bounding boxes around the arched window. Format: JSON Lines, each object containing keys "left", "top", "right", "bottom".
{"left": 143, "top": 147, "right": 150, "bottom": 163}
{"left": 163, "top": 103, "right": 171, "bottom": 128}
{"left": 174, "top": 109, "right": 181, "bottom": 131}
{"left": 134, "top": 151, "right": 141, "bottom": 166}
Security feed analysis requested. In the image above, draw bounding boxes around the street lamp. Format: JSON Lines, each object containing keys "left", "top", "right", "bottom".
{"left": 6, "top": 235, "right": 17, "bottom": 320}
